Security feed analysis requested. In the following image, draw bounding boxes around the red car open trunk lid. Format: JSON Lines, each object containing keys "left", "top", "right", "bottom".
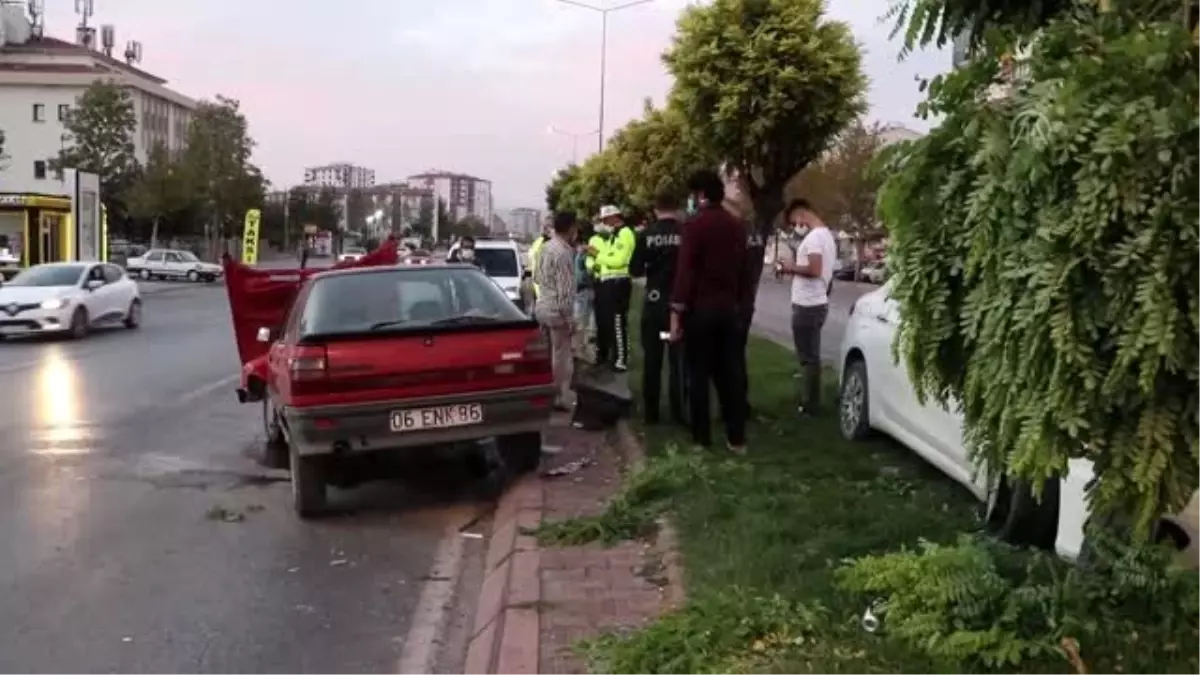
{"left": 223, "top": 240, "right": 400, "bottom": 368}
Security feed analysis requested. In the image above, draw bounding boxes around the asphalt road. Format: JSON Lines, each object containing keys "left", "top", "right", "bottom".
{"left": 0, "top": 281, "right": 485, "bottom": 673}
{"left": 751, "top": 274, "right": 878, "bottom": 366}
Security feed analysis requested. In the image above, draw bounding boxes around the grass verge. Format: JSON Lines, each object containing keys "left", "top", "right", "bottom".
{"left": 534, "top": 299, "right": 1199, "bottom": 674}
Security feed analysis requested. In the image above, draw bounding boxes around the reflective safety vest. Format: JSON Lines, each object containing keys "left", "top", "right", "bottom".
{"left": 529, "top": 235, "right": 547, "bottom": 297}
{"left": 584, "top": 233, "right": 607, "bottom": 274}
{"left": 597, "top": 226, "right": 635, "bottom": 280}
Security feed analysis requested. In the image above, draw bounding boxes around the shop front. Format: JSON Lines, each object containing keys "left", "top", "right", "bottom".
{"left": 0, "top": 173, "right": 106, "bottom": 281}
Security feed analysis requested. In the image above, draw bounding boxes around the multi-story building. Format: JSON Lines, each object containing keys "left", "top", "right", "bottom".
{"left": 406, "top": 170, "right": 492, "bottom": 227}
{"left": 507, "top": 207, "right": 541, "bottom": 237}
{"left": 304, "top": 162, "right": 375, "bottom": 190}
{"left": 0, "top": 6, "right": 198, "bottom": 197}
{"left": 877, "top": 123, "right": 924, "bottom": 146}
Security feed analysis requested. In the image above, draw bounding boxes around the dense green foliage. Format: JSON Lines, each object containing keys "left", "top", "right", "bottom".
{"left": 838, "top": 533, "right": 1200, "bottom": 673}
{"left": 877, "top": 0, "right": 1199, "bottom": 531}
{"left": 56, "top": 80, "right": 140, "bottom": 209}
{"left": 546, "top": 0, "right": 866, "bottom": 239}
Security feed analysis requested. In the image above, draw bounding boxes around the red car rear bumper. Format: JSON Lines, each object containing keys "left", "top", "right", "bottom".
{"left": 279, "top": 384, "right": 555, "bottom": 457}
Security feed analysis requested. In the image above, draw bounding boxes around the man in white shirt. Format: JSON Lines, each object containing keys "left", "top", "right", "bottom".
{"left": 775, "top": 199, "right": 838, "bottom": 415}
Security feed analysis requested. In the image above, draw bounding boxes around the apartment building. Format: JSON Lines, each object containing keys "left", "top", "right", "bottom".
{"left": 507, "top": 207, "right": 541, "bottom": 237}
{"left": 304, "top": 162, "right": 376, "bottom": 190}
{"left": 406, "top": 170, "right": 492, "bottom": 225}
{"left": 0, "top": 6, "right": 198, "bottom": 196}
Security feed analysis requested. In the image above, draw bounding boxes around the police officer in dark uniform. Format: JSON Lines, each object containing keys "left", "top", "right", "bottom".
{"left": 631, "top": 191, "right": 687, "bottom": 426}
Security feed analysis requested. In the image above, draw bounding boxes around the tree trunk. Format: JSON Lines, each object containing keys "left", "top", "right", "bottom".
{"left": 149, "top": 216, "right": 160, "bottom": 250}
{"left": 747, "top": 187, "right": 784, "bottom": 307}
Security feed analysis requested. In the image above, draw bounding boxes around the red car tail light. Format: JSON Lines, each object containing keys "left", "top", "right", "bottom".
{"left": 289, "top": 345, "right": 328, "bottom": 382}
{"left": 524, "top": 333, "right": 550, "bottom": 360}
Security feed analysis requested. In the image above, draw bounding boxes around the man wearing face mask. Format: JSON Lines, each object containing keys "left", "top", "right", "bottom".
{"left": 447, "top": 236, "right": 478, "bottom": 264}
{"left": 590, "top": 205, "right": 635, "bottom": 372}
{"left": 774, "top": 198, "right": 837, "bottom": 416}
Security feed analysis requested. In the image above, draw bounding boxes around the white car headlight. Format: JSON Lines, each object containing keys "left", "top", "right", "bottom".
{"left": 40, "top": 297, "right": 67, "bottom": 310}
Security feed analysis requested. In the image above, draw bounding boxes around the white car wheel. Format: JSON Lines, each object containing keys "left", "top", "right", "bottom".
{"left": 124, "top": 299, "right": 142, "bottom": 329}
{"left": 139, "top": 269, "right": 151, "bottom": 280}
{"left": 839, "top": 359, "right": 872, "bottom": 441}
{"left": 186, "top": 270, "right": 200, "bottom": 282}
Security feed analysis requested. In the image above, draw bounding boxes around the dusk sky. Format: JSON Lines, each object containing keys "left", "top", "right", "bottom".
{"left": 42, "top": 0, "right": 948, "bottom": 210}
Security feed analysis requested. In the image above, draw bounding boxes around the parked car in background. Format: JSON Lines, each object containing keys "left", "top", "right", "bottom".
{"left": 237, "top": 264, "right": 554, "bottom": 517}
{"left": 338, "top": 246, "right": 368, "bottom": 264}
{"left": 403, "top": 249, "right": 434, "bottom": 266}
{"left": 448, "top": 238, "right": 529, "bottom": 311}
{"left": 0, "top": 262, "right": 142, "bottom": 339}
{"left": 861, "top": 260, "right": 888, "bottom": 284}
{"left": 126, "top": 248, "right": 223, "bottom": 282}
{"left": 837, "top": 282, "right": 1198, "bottom": 564}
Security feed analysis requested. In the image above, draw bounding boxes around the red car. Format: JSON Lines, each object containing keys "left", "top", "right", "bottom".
{"left": 224, "top": 245, "right": 554, "bottom": 517}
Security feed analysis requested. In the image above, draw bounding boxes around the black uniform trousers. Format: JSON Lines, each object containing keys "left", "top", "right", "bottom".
{"left": 594, "top": 277, "right": 632, "bottom": 367}
{"left": 684, "top": 306, "right": 746, "bottom": 447}
{"left": 640, "top": 300, "right": 687, "bottom": 424}
{"left": 735, "top": 310, "right": 753, "bottom": 417}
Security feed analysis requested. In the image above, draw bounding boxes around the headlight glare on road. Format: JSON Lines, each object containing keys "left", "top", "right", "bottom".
{"left": 40, "top": 297, "right": 66, "bottom": 310}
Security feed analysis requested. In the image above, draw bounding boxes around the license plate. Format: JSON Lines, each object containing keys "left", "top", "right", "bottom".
{"left": 390, "top": 403, "right": 484, "bottom": 432}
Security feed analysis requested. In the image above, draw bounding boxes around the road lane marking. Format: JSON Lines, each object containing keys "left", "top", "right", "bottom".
{"left": 175, "top": 374, "right": 241, "bottom": 406}
{"left": 397, "top": 512, "right": 471, "bottom": 674}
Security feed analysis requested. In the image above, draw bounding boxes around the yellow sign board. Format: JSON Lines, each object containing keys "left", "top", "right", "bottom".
{"left": 303, "top": 224, "right": 318, "bottom": 235}
{"left": 242, "top": 209, "right": 261, "bottom": 264}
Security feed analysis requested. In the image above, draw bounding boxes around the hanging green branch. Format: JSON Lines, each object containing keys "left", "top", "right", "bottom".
{"left": 878, "top": 1, "right": 1199, "bottom": 533}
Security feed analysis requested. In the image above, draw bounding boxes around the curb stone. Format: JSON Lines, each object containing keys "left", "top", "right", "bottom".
{"left": 465, "top": 475, "right": 544, "bottom": 674}
{"left": 466, "top": 420, "right": 686, "bottom": 674}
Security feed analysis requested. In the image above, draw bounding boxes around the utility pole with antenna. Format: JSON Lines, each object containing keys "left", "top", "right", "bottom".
{"left": 73, "top": 0, "right": 95, "bottom": 49}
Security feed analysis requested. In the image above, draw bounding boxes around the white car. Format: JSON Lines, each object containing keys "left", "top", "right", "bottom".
{"left": 448, "top": 239, "right": 528, "bottom": 311}
{"left": 338, "top": 247, "right": 367, "bottom": 264}
{"left": 0, "top": 262, "right": 142, "bottom": 339}
{"left": 838, "top": 283, "right": 1199, "bottom": 562}
{"left": 126, "top": 248, "right": 222, "bottom": 282}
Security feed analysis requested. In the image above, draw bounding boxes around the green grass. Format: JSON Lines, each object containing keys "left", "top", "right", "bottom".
{"left": 535, "top": 299, "right": 1199, "bottom": 674}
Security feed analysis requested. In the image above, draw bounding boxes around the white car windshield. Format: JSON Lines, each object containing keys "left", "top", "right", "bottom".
{"left": 177, "top": 251, "right": 200, "bottom": 262}
{"left": 299, "top": 267, "right": 528, "bottom": 336}
{"left": 6, "top": 265, "right": 85, "bottom": 287}
{"left": 473, "top": 249, "right": 519, "bottom": 277}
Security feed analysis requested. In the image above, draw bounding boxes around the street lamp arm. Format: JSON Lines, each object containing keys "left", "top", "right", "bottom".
{"left": 607, "top": 0, "right": 655, "bottom": 12}
{"left": 555, "top": 0, "right": 604, "bottom": 12}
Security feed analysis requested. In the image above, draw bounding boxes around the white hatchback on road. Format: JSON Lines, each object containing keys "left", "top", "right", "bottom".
{"left": 126, "top": 248, "right": 223, "bottom": 282}
{"left": 837, "top": 282, "right": 1196, "bottom": 562}
{"left": 0, "top": 262, "right": 142, "bottom": 339}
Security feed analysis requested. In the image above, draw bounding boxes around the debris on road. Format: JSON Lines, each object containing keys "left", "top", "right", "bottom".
{"left": 329, "top": 559, "right": 349, "bottom": 567}
{"left": 460, "top": 531, "right": 483, "bottom": 540}
{"left": 542, "top": 456, "right": 594, "bottom": 478}
{"left": 205, "top": 505, "right": 246, "bottom": 522}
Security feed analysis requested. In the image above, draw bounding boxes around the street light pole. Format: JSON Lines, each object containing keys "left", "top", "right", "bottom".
{"left": 548, "top": 126, "right": 601, "bottom": 164}
{"left": 556, "top": 0, "right": 655, "bottom": 153}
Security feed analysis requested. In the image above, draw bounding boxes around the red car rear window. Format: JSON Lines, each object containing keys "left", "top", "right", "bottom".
{"left": 298, "top": 267, "right": 526, "bottom": 337}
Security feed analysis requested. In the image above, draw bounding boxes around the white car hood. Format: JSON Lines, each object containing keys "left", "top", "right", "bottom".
{"left": 0, "top": 285, "right": 74, "bottom": 304}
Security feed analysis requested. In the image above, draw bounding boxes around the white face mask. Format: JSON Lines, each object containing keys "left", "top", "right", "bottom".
{"left": 460, "top": 248, "right": 475, "bottom": 261}
{"left": 596, "top": 224, "right": 612, "bottom": 235}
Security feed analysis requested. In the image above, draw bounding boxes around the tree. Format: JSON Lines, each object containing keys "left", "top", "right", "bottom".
{"left": 608, "top": 100, "right": 716, "bottom": 207}
{"left": 545, "top": 163, "right": 580, "bottom": 213}
{"left": 345, "top": 189, "right": 372, "bottom": 233}
{"left": 181, "top": 96, "right": 264, "bottom": 246}
{"left": 413, "top": 198, "right": 434, "bottom": 238}
{"left": 312, "top": 187, "right": 341, "bottom": 232}
{"left": 787, "top": 118, "right": 884, "bottom": 244}
{"left": 877, "top": 0, "right": 1199, "bottom": 533}
{"left": 451, "top": 215, "right": 490, "bottom": 239}
{"left": 555, "top": 150, "right": 627, "bottom": 221}
{"left": 664, "top": 0, "right": 867, "bottom": 247}
{"left": 55, "top": 80, "right": 140, "bottom": 209}
{"left": 125, "top": 142, "right": 190, "bottom": 247}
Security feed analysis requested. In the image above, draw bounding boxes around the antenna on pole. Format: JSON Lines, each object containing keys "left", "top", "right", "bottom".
{"left": 74, "top": 0, "right": 95, "bottom": 48}
{"left": 100, "top": 24, "right": 114, "bottom": 56}
{"left": 27, "top": 0, "right": 44, "bottom": 37}
{"left": 123, "top": 39, "right": 142, "bottom": 65}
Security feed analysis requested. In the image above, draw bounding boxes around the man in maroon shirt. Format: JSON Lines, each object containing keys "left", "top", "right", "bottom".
{"left": 668, "top": 169, "right": 753, "bottom": 453}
